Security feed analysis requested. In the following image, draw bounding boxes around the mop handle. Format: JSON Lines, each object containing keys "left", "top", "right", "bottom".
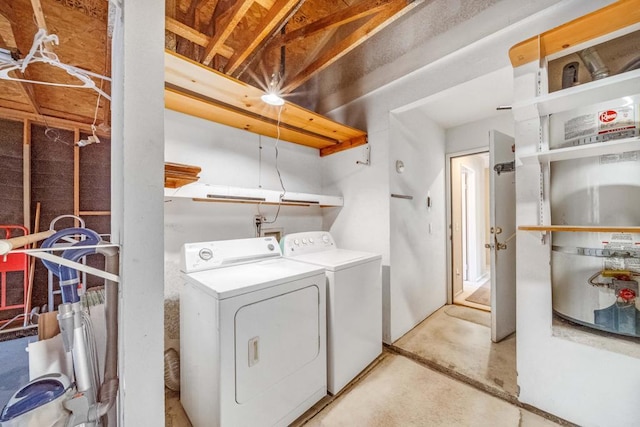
{"left": 0, "top": 230, "right": 56, "bottom": 256}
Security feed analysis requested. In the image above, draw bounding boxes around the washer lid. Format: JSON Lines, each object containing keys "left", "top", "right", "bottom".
{"left": 288, "top": 249, "right": 381, "bottom": 271}
{"left": 182, "top": 258, "right": 325, "bottom": 299}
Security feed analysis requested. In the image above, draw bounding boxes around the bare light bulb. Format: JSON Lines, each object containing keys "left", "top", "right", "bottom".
{"left": 261, "top": 73, "right": 285, "bottom": 106}
{"left": 261, "top": 92, "right": 285, "bottom": 106}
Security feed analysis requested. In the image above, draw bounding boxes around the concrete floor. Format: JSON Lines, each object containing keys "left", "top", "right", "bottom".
{"left": 166, "top": 305, "right": 569, "bottom": 426}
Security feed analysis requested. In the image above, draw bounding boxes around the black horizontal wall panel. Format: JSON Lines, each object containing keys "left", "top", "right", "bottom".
{"left": 79, "top": 133, "right": 111, "bottom": 212}
{"left": 0, "top": 119, "right": 23, "bottom": 225}
{"left": 30, "top": 125, "right": 75, "bottom": 312}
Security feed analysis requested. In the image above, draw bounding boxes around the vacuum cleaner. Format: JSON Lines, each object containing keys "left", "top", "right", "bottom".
{"left": 0, "top": 227, "right": 119, "bottom": 427}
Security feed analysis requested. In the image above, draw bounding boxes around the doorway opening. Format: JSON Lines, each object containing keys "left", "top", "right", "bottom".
{"left": 450, "top": 152, "right": 490, "bottom": 311}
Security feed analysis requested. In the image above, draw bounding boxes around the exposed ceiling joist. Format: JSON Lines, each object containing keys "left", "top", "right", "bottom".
{"left": 11, "top": 71, "right": 41, "bottom": 115}
{"left": 0, "top": 8, "right": 40, "bottom": 115}
{"left": 195, "top": 0, "right": 220, "bottom": 27}
{"left": 275, "top": 0, "right": 399, "bottom": 47}
{"left": 29, "top": 0, "right": 48, "bottom": 30}
{"left": 282, "top": 0, "right": 414, "bottom": 93}
{"left": 29, "top": 0, "right": 56, "bottom": 51}
{"left": 223, "top": 0, "right": 304, "bottom": 74}
{"left": 0, "top": 106, "right": 110, "bottom": 135}
{"left": 202, "top": 0, "right": 253, "bottom": 65}
{"left": 166, "top": 16, "right": 235, "bottom": 57}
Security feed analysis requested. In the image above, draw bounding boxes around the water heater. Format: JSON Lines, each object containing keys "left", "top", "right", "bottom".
{"left": 550, "top": 95, "right": 640, "bottom": 337}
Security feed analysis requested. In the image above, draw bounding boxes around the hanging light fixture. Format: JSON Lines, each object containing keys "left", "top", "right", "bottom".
{"left": 261, "top": 73, "right": 284, "bottom": 106}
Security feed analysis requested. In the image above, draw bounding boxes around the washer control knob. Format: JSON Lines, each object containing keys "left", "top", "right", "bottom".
{"left": 267, "top": 243, "right": 275, "bottom": 251}
{"left": 322, "top": 235, "right": 330, "bottom": 243}
{"left": 309, "top": 238, "right": 314, "bottom": 244}
{"left": 294, "top": 239, "right": 300, "bottom": 245}
{"left": 199, "top": 248, "right": 213, "bottom": 261}
{"left": 302, "top": 238, "right": 308, "bottom": 244}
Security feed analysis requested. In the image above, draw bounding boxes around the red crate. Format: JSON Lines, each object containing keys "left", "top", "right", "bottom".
{"left": 0, "top": 225, "right": 29, "bottom": 313}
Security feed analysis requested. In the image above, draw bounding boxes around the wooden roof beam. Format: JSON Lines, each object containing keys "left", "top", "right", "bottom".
{"left": 224, "top": 0, "right": 305, "bottom": 74}
{"left": 195, "top": 0, "right": 220, "bottom": 27}
{"left": 0, "top": 106, "right": 111, "bottom": 136}
{"left": 276, "top": 0, "right": 398, "bottom": 47}
{"left": 29, "top": 0, "right": 55, "bottom": 51}
{"left": 202, "top": 0, "right": 253, "bottom": 65}
{"left": 166, "top": 16, "right": 235, "bottom": 58}
{"left": 11, "top": 71, "right": 41, "bottom": 115}
{"left": 0, "top": 12, "right": 40, "bottom": 114}
{"left": 282, "top": 0, "right": 416, "bottom": 93}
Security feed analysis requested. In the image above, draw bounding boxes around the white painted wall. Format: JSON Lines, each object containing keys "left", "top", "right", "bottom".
{"left": 514, "top": 60, "right": 640, "bottom": 426}
{"left": 387, "top": 111, "right": 447, "bottom": 343}
{"left": 163, "top": 110, "right": 325, "bottom": 350}
{"left": 111, "top": 0, "right": 165, "bottom": 425}
{"left": 446, "top": 114, "right": 514, "bottom": 155}
{"left": 321, "top": 0, "right": 615, "bottom": 348}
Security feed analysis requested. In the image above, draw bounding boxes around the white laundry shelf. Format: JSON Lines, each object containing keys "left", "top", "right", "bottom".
{"left": 518, "top": 136, "right": 640, "bottom": 165}
{"left": 512, "top": 68, "right": 640, "bottom": 122}
{"left": 164, "top": 182, "right": 344, "bottom": 207}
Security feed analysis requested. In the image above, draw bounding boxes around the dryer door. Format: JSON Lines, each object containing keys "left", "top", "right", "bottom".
{"left": 235, "top": 284, "right": 321, "bottom": 404}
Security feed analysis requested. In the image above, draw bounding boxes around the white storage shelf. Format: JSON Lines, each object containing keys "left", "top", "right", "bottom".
{"left": 512, "top": 68, "right": 640, "bottom": 122}
{"left": 518, "top": 136, "right": 640, "bottom": 165}
{"left": 164, "top": 182, "right": 344, "bottom": 207}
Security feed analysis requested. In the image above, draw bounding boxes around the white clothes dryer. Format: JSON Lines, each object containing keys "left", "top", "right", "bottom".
{"left": 281, "top": 231, "right": 382, "bottom": 395}
{"left": 180, "top": 237, "right": 327, "bottom": 427}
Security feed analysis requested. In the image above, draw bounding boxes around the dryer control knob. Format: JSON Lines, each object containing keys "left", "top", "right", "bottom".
{"left": 322, "top": 235, "right": 330, "bottom": 243}
{"left": 302, "top": 238, "right": 308, "bottom": 244}
{"left": 294, "top": 239, "right": 300, "bottom": 245}
{"left": 199, "top": 248, "right": 213, "bottom": 261}
{"left": 309, "top": 238, "right": 314, "bottom": 244}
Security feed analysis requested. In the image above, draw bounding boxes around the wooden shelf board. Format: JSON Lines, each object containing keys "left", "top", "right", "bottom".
{"left": 165, "top": 88, "right": 335, "bottom": 150}
{"left": 518, "top": 137, "right": 640, "bottom": 165}
{"left": 509, "top": 0, "right": 640, "bottom": 68}
{"left": 164, "top": 51, "right": 367, "bottom": 155}
{"left": 519, "top": 225, "right": 640, "bottom": 233}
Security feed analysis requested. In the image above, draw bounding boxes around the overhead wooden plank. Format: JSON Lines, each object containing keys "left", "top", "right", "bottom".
{"left": 0, "top": 98, "right": 34, "bottom": 112}
{"left": 11, "top": 72, "right": 41, "bottom": 115}
{"left": 165, "top": 87, "right": 338, "bottom": 149}
{"left": 166, "top": 16, "right": 234, "bottom": 57}
{"left": 282, "top": 0, "right": 416, "bottom": 93}
{"left": 23, "top": 120, "right": 31, "bottom": 231}
{"left": 165, "top": 50, "right": 366, "bottom": 142}
{"left": 29, "top": 0, "right": 56, "bottom": 52}
{"left": 275, "top": 0, "right": 398, "bottom": 47}
{"left": 320, "top": 136, "right": 367, "bottom": 157}
{"left": 509, "top": 0, "right": 640, "bottom": 67}
{"left": 224, "top": 0, "right": 304, "bottom": 74}
{"left": 0, "top": 12, "right": 17, "bottom": 47}
{"left": 195, "top": 0, "right": 220, "bottom": 27}
{"left": 202, "top": 0, "right": 254, "bottom": 65}
{"left": 0, "top": 12, "right": 40, "bottom": 114}
{"left": 30, "top": 0, "right": 48, "bottom": 30}
{"left": 0, "top": 106, "right": 111, "bottom": 135}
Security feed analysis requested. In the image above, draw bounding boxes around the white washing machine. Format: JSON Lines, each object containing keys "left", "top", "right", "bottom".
{"left": 281, "top": 231, "right": 382, "bottom": 395}
{"left": 180, "top": 237, "right": 327, "bottom": 427}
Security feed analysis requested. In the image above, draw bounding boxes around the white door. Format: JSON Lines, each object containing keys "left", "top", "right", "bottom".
{"left": 489, "top": 130, "right": 516, "bottom": 342}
